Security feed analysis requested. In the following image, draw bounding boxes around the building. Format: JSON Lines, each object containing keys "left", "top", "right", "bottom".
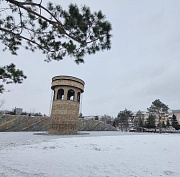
{"left": 49, "top": 75, "right": 85, "bottom": 135}
{"left": 13, "top": 108, "right": 23, "bottom": 115}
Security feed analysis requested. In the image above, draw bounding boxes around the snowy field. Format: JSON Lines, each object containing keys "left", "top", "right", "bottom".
{"left": 0, "top": 131, "right": 180, "bottom": 177}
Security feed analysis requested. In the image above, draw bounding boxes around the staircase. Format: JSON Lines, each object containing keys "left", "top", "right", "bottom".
{"left": 0, "top": 115, "right": 117, "bottom": 132}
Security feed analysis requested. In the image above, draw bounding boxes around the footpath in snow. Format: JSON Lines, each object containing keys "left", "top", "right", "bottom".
{"left": 0, "top": 131, "right": 180, "bottom": 177}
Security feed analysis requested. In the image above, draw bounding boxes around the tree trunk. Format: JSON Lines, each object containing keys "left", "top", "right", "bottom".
{"left": 120, "top": 122, "right": 123, "bottom": 132}
{"left": 125, "top": 120, "right": 128, "bottom": 132}
{"left": 159, "top": 116, "right": 162, "bottom": 134}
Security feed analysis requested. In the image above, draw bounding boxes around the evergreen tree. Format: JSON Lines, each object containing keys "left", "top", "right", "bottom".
{"left": 0, "top": 0, "right": 112, "bottom": 93}
{"left": 166, "top": 118, "right": 170, "bottom": 127}
{"left": 172, "top": 114, "right": 178, "bottom": 128}
{"left": 146, "top": 114, "right": 156, "bottom": 128}
{"left": 147, "top": 99, "right": 169, "bottom": 133}
{"left": 171, "top": 114, "right": 180, "bottom": 130}
{"left": 0, "top": 64, "right": 26, "bottom": 93}
{"left": 117, "top": 109, "right": 133, "bottom": 132}
{"left": 135, "top": 110, "right": 144, "bottom": 131}
{"left": 162, "top": 121, "right": 166, "bottom": 128}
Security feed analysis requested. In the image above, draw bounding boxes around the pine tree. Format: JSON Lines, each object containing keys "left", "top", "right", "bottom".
{"left": 0, "top": 64, "right": 26, "bottom": 93}
{"left": 171, "top": 114, "right": 180, "bottom": 130}
{"left": 147, "top": 99, "right": 169, "bottom": 133}
{"left": 117, "top": 109, "right": 133, "bottom": 132}
{"left": 0, "top": 0, "right": 112, "bottom": 93}
{"left": 162, "top": 121, "right": 166, "bottom": 128}
{"left": 172, "top": 114, "right": 178, "bottom": 127}
{"left": 166, "top": 118, "right": 170, "bottom": 127}
{"left": 146, "top": 114, "right": 156, "bottom": 128}
{"left": 135, "top": 110, "right": 144, "bottom": 131}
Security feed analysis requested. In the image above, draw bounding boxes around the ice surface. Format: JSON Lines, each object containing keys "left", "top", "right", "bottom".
{"left": 0, "top": 131, "right": 180, "bottom": 177}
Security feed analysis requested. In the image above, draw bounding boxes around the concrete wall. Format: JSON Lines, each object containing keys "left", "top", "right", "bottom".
{"left": 0, "top": 115, "right": 117, "bottom": 132}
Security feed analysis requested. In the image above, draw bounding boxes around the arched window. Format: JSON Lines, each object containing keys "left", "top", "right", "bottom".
{"left": 57, "top": 89, "right": 64, "bottom": 100}
{"left": 77, "top": 92, "right": 80, "bottom": 102}
{"left": 67, "top": 89, "right": 75, "bottom": 101}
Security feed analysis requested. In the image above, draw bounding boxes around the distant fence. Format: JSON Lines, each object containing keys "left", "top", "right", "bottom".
{"left": 143, "top": 130, "right": 180, "bottom": 133}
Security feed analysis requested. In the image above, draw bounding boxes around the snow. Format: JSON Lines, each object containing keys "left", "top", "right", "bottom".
{"left": 0, "top": 131, "right": 180, "bottom": 177}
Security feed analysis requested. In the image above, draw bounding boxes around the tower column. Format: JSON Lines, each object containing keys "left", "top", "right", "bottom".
{"left": 64, "top": 87, "right": 68, "bottom": 101}
{"left": 49, "top": 75, "right": 85, "bottom": 135}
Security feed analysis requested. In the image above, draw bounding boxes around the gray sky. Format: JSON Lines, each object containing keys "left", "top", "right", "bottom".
{"left": 1, "top": 0, "right": 180, "bottom": 117}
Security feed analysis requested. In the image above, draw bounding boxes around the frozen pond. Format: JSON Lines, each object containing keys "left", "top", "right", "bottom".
{"left": 0, "top": 131, "right": 145, "bottom": 149}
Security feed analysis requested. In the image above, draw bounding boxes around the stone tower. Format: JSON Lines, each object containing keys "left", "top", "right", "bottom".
{"left": 49, "top": 76, "right": 85, "bottom": 135}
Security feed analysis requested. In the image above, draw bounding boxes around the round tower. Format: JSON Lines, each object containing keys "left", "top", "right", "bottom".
{"left": 49, "top": 76, "right": 85, "bottom": 135}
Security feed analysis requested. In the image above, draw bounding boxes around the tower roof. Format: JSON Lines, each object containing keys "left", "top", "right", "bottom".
{"left": 51, "top": 75, "right": 85, "bottom": 92}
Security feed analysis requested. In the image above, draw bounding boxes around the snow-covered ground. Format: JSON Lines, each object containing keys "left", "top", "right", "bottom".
{"left": 0, "top": 131, "right": 180, "bottom": 177}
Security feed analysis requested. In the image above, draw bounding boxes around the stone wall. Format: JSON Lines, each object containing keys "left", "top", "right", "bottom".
{"left": 0, "top": 115, "right": 49, "bottom": 132}
{"left": 49, "top": 100, "right": 79, "bottom": 134}
{"left": 78, "top": 119, "right": 117, "bottom": 131}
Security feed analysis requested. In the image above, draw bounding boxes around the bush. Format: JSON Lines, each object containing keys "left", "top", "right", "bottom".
{"left": 174, "top": 125, "right": 180, "bottom": 130}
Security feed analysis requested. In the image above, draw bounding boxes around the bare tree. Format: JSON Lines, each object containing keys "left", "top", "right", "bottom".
{"left": 0, "top": 99, "right": 5, "bottom": 112}
{"left": 101, "top": 114, "right": 114, "bottom": 125}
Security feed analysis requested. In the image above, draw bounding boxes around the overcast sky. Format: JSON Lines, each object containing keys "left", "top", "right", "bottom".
{"left": 1, "top": 0, "right": 180, "bottom": 117}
